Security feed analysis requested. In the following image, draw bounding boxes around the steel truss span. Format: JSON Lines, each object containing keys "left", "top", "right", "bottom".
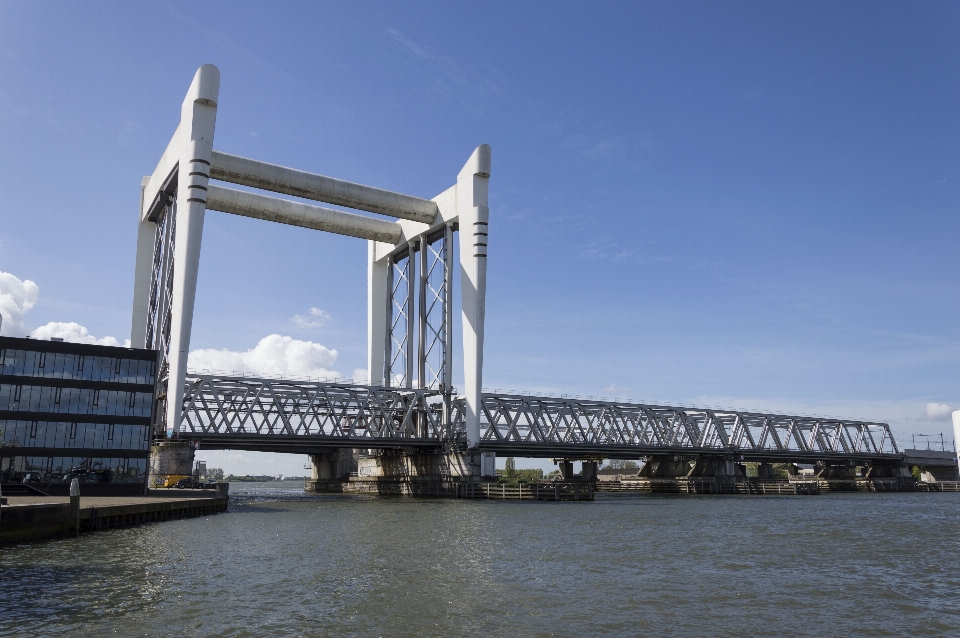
{"left": 179, "top": 375, "right": 459, "bottom": 454}
{"left": 478, "top": 393, "right": 899, "bottom": 462}
{"left": 178, "top": 376, "right": 900, "bottom": 462}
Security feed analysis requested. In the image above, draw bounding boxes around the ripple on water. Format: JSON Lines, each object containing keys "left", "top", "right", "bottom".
{"left": 1, "top": 488, "right": 959, "bottom": 636}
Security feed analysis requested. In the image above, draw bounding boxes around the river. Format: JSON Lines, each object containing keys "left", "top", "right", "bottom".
{"left": 1, "top": 483, "right": 958, "bottom": 636}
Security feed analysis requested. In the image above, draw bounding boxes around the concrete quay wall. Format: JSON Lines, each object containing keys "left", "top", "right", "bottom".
{"left": 0, "top": 492, "right": 228, "bottom": 544}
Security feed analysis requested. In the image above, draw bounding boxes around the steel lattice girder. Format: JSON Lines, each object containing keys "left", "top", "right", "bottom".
{"left": 177, "top": 376, "right": 901, "bottom": 462}
{"left": 179, "top": 374, "right": 451, "bottom": 451}
{"left": 476, "top": 394, "right": 899, "bottom": 461}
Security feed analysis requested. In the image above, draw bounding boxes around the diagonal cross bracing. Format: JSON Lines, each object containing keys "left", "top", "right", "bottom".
{"left": 178, "top": 375, "right": 901, "bottom": 462}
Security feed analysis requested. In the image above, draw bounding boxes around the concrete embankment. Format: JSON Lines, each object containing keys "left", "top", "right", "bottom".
{"left": 0, "top": 489, "right": 228, "bottom": 544}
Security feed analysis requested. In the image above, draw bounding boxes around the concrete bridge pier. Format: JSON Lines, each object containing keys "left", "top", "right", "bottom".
{"left": 634, "top": 455, "right": 747, "bottom": 492}
{"left": 306, "top": 449, "right": 495, "bottom": 494}
{"left": 309, "top": 449, "right": 357, "bottom": 482}
{"left": 557, "top": 460, "right": 598, "bottom": 481}
{"left": 757, "top": 463, "right": 776, "bottom": 480}
{"left": 814, "top": 462, "right": 859, "bottom": 480}
{"left": 149, "top": 440, "right": 195, "bottom": 488}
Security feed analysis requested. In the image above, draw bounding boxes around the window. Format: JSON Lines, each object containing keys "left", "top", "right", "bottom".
{"left": 70, "top": 422, "right": 77, "bottom": 440}
{"left": 30, "top": 421, "right": 37, "bottom": 438}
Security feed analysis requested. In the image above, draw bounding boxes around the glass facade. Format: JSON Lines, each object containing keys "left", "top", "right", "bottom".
{"left": 0, "top": 336, "right": 157, "bottom": 488}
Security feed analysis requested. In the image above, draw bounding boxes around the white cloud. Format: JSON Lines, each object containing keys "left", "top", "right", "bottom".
{"left": 352, "top": 368, "right": 369, "bottom": 384}
{"left": 1, "top": 271, "right": 128, "bottom": 346}
{"left": 30, "top": 322, "right": 130, "bottom": 347}
{"left": 188, "top": 334, "right": 342, "bottom": 380}
{"left": 0, "top": 271, "right": 39, "bottom": 337}
{"left": 291, "top": 307, "right": 331, "bottom": 330}
{"left": 925, "top": 402, "right": 954, "bottom": 421}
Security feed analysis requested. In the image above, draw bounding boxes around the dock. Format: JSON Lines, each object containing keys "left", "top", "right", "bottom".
{"left": 0, "top": 489, "right": 228, "bottom": 544}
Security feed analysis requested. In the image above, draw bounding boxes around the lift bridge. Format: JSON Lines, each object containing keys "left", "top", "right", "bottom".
{"left": 133, "top": 65, "right": 902, "bottom": 476}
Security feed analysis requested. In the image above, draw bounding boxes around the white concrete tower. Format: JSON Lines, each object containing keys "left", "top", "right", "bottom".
{"left": 166, "top": 65, "right": 220, "bottom": 433}
{"left": 130, "top": 177, "right": 156, "bottom": 349}
{"left": 367, "top": 240, "right": 390, "bottom": 387}
{"left": 457, "top": 145, "right": 491, "bottom": 448}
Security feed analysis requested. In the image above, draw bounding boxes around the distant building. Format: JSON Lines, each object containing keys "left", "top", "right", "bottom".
{"left": 0, "top": 336, "right": 158, "bottom": 495}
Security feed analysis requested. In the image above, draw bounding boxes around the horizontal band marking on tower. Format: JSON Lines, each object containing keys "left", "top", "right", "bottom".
{"left": 191, "top": 158, "right": 211, "bottom": 165}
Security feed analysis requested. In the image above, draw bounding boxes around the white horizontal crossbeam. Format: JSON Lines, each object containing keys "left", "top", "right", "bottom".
{"left": 210, "top": 151, "right": 438, "bottom": 225}
{"left": 205, "top": 184, "right": 403, "bottom": 244}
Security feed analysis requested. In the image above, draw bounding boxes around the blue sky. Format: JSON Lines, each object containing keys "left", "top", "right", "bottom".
{"left": 1, "top": 1, "right": 957, "bottom": 473}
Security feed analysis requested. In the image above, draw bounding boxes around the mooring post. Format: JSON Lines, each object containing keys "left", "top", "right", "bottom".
{"left": 69, "top": 478, "right": 80, "bottom": 536}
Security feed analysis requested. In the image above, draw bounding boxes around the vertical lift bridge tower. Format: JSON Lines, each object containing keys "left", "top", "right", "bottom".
{"left": 132, "top": 65, "right": 491, "bottom": 476}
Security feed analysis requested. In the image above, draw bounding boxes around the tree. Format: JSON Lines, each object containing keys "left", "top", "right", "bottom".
{"left": 504, "top": 457, "right": 516, "bottom": 479}
{"left": 606, "top": 459, "right": 639, "bottom": 470}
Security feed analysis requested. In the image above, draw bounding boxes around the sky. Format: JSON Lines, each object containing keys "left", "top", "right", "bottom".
{"left": 1, "top": 1, "right": 957, "bottom": 474}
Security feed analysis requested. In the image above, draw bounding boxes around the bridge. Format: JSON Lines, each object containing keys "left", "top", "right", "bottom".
{"left": 135, "top": 65, "right": 908, "bottom": 484}
{"left": 176, "top": 373, "right": 901, "bottom": 464}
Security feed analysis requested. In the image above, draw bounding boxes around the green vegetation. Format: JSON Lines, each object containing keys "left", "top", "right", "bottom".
{"left": 771, "top": 463, "right": 794, "bottom": 479}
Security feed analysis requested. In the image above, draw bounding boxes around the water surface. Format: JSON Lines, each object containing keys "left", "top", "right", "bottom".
{"left": 2, "top": 483, "right": 958, "bottom": 636}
